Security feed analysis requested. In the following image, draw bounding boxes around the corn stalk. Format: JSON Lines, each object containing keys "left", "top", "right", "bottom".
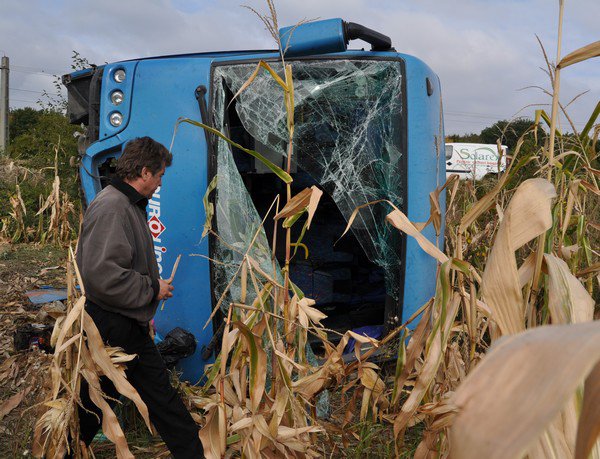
{"left": 32, "top": 249, "right": 152, "bottom": 458}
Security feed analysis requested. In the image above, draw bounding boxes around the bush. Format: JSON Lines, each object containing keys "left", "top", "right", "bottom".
{"left": 0, "top": 108, "right": 81, "bottom": 243}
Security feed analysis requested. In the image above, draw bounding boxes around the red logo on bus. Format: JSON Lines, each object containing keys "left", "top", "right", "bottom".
{"left": 148, "top": 215, "right": 165, "bottom": 240}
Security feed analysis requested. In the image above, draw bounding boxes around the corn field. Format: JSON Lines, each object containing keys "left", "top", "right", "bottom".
{"left": 28, "top": 1, "right": 600, "bottom": 458}
{"left": 0, "top": 139, "right": 78, "bottom": 246}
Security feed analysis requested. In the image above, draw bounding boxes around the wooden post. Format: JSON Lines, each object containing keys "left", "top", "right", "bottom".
{"left": 0, "top": 56, "right": 9, "bottom": 153}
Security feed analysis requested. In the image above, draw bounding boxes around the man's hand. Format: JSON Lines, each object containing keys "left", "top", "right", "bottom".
{"left": 157, "top": 278, "right": 174, "bottom": 300}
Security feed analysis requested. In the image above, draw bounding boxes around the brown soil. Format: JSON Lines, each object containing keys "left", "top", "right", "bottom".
{"left": 0, "top": 243, "right": 168, "bottom": 458}
{"left": 0, "top": 243, "right": 65, "bottom": 458}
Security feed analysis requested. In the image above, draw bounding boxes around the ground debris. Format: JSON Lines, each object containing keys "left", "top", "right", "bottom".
{"left": 0, "top": 243, "right": 66, "bottom": 456}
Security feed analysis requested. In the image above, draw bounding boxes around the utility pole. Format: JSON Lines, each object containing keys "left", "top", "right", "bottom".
{"left": 0, "top": 55, "right": 8, "bottom": 154}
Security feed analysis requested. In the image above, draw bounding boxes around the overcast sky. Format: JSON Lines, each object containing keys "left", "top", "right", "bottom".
{"left": 1, "top": 0, "right": 598, "bottom": 135}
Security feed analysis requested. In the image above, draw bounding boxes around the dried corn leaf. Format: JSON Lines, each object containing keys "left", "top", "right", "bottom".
{"left": 392, "top": 305, "right": 432, "bottom": 404}
{"left": 481, "top": 178, "right": 556, "bottom": 336}
{"left": 421, "top": 174, "right": 459, "bottom": 235}
{"left": 449, "top": 321, "right": 600, "bottom": 459}
{"left": 348, "top": 330, "right": 378, "bottom": 345}
{"left": 273, "top": 348, "right": 304, "bottom": 371}
{"left": 458, "top": 143, "right": 514, "bottom": 234}
{"left": 275, "top": 187, "right": 311, "bottom": 220}
{"left": 386, "top": 209, "right": 448, "bottom": 263}
{"left": 269, "top": 392, "right": 289, "bottom": 435}
{"left": 52, "top": 296, "right": 85, "bottom": 352}
{"left": 32, "top": 398, "right": 68, "bottom": 458}
{"left": 202, "top": 175, "right": 218, "bottom": 238}
{"left": 230, "top": 417, "right": 254, "bottom": 432}
{"left": 81, "top": 365, "right": 134, "bottom": 459}
{"left": 544, "top": 254, "right": 594, "bottom": 324}
{"left": 393, "top": 294, "right": 460, "bottom": 440}
{"left": 581, "top": 180, "right": 600, "bottom": 197}
{"left": 55, "top": 332, "right": 82, "bottom": 354}
{"left": 306, "top": 185, "right": 323, "bottom": 230}
{"left": 558, "top": 40, "right": 600, "bottom": 68}
{"left": 106, "top": 346, "right": 137, "bottom": 365}
{"left": 527, "top": 416, "right": 573, "bottom": 459}
{"left": 360, "top": 367, "right": 383, "bottom": 391}
{"left": 297, "top": 296, "right": 326, "bottom": 327}
{"left": 575, "top": 361, "right": 600, "bottom": 459}
{"left": 560, "top": 244, "right": 579, "bottom": 261}
{"left": 562, "top": 179, "right": 580, "bottom": 241}
{"left": 253, "top": 413, "right": 275, "bottom": 444}
{"left": 82, "top": 311, "right": 153, "bottom": 432}
{"left": 277, "top": 425, "right": 322, "bottom": 440}
{"left": 199, "top": 405, "right": 227, "bottom": 459}
{"left": 0, "top": 388, "right": 28, "bottom": 421}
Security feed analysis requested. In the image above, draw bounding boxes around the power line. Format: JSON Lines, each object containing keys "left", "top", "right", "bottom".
{"left": 11, "top": 87, "right": 44, "bottom": 94}
{"left": 445, "top": 111, "right": 507, "bottom": 120}
{"left": 445, "top": 111, "right": 587, "bottom": 126}
{"left": 12, "top": 64, "right": 66, "bottom": 74}
{"left": 10, "top": 87, "right": 62, "bottom": 96}
{"left": 11, "top": 69, "right": 57, "bottom": 78}
{"left": 10, "top": 98, "right": 39, "bottom": 104}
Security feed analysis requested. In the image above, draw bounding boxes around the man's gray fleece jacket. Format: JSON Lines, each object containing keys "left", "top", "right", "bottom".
{"left": 76, "top": 185, "right": 160, "bottom": 323}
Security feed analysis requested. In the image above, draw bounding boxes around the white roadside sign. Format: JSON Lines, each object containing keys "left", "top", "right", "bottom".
{"left": 445, "top": 143, "right": 508, "bottom": 180}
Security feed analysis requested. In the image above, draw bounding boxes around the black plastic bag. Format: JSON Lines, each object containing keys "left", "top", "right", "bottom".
{"left": 157, "top": 327, "right": 197, "bottom": 368}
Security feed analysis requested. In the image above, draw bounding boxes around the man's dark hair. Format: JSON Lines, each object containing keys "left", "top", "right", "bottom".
{"left": 116, "top": 137, "right": 173, "bottom": 180}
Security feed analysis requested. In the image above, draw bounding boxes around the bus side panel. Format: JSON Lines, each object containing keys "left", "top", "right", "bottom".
{"left": 82, "top": 57, "right": 215, "bottom": 383}
{"left": 402, "top": 55, "right": 445, "bottom": 322}
{"left": 131, "top": 58, "right": 214, "bottom": 382}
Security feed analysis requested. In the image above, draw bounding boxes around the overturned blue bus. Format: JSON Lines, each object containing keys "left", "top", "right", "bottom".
{"left": 63, "top": 18, "right": 446, "bottom": 382}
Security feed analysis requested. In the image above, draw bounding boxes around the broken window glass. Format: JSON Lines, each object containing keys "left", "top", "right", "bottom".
{"left": 211, "top": 59, "right": 405, "bottom": 316}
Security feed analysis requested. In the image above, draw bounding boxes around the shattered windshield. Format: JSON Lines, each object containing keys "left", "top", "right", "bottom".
{"left": 211, "top": 59, "right": 405, "bottom": 308}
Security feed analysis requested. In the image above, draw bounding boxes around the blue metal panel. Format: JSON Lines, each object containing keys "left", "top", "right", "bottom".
{"left": 98, "top": 62, "right": 138, "bottom": 139}
{"left": 402, "top": 54, "right": 445, "bottom": 322}
{"left": 81, "top": 134, "right": 125, "bottom": 200}
{"left": 126, "top": 57, "right": 215, "bottom": 383}
{"left": 81, "top": 57, "right": 215, "bottom": 382}
{"left": 279, "top": 18, "right": 346, "bottom": 57}
{"left": 68, "top": 68, "right": 95, "bottom": 80}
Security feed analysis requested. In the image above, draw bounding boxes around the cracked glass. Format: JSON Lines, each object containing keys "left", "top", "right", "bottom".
{"left": 211, "top": 58, "right": 405, "bottom": 309}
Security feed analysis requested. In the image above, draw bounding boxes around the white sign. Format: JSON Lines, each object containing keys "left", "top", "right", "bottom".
{"left": 445, "top": 143, "right": 508, "bottom": 180}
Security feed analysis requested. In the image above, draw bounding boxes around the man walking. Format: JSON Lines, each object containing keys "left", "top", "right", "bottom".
{"left": 75, "top": 137, "right": 204, "bottom": 458}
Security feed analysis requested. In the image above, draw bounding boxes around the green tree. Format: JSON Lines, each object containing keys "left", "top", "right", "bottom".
{"left": 8, "top": 107, "right": 42, "bottom": 139}
{"left": 480, "top": 118, "right": 534, "bottom": 150}
{"left": 8, "top": 109, "right": 78, "bottom": 164}
{"left": 446, "top": 132, "right": 482, "bottom": 143}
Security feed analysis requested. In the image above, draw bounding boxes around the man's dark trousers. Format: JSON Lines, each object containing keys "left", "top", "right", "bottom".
{"left": 78, "top": 302, "right": 204, "bottom": 458}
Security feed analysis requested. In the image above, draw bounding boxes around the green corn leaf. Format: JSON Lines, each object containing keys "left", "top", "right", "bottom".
{"left": 283, "top": 208, "right": 307, "bottom": 228}
{"left": 176, "top": 117, "right": 293, "bottom": 184}
{"left": 289, "top": 279, "right": 306, "bottom": 300}
{"left": 391, "top": 328, "right": 407, "bottom": 404}
{"left": 292, "top": 219, "right": 310, "bottom": 259}
{"left": 580, "top": 101, "right": 600, "bottom": 143}
{"left": 234, "top": 321, "right": 267, "bottom": 412}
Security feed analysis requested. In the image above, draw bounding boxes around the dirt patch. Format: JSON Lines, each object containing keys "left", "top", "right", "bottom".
{"left": 0, "top": 243, "right": 168, "bottom": 458}
{"left": 0, "top": 243, "right": 67, "bottom": 457}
